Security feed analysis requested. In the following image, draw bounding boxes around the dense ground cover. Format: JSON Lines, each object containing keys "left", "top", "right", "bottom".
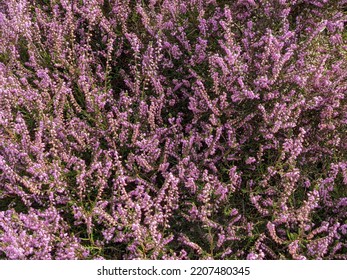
{"left": 0, "top": 0, "right": 346, "bottom": 259}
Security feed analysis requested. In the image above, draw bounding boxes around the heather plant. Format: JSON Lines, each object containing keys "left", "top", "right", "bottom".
{"left": 0, "top": 0, "right": 346, "bottom": 259}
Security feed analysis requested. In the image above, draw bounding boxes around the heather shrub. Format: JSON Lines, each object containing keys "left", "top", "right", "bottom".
{"left": 0, "top": 0, "right": 346, "bottom": 259}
